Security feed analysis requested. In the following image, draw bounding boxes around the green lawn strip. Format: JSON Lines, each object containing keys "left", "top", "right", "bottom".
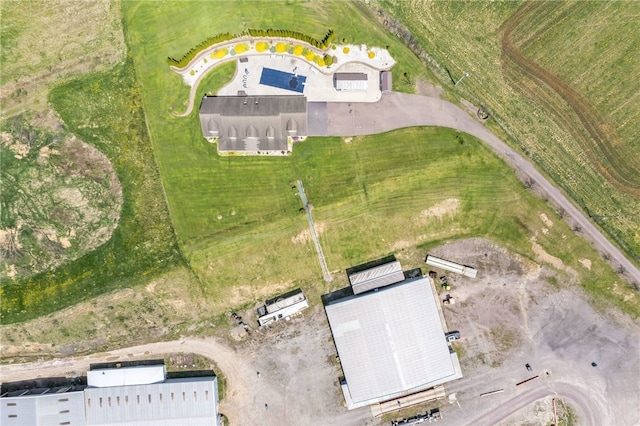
{"left": 0, "top": 61, "right": 182, "bottom": 324}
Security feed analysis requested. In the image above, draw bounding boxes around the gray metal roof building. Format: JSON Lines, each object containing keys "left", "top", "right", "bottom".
{"left": 325, "top": 276, "right": 462, "bottom": 409}
{"left": 199, "top": 95, "right": 307, "bottom": 153}
{"left": 380, "top": 71, "right": 392, "bottom": 93}
{"left": 347, "top": 258, "right": 405, "bottom": 295}
{"left": 333, "top": 73, "right": 369, "bottom": 91}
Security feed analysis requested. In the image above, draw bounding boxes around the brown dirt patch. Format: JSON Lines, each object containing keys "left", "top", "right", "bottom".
{"left": 1, "top": 129, "right": 122, "bottom": 279}
{"left": 291, "top": 222, "right": 326, "bottom": 245}
{"left": 419, "top": 198, "right": 460, "bottom": 222}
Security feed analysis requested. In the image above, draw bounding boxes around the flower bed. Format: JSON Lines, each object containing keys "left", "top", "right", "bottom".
{"left": 275, "top": 42, "right": 290, "bottom": 53}
{"left": 255, "top": 41, "right": 269, "bottom": 52}
{"left": 234, "top": 43, "right": 249, "bottom": 54}
{"left": 210, "top": 48, "right": 229, "bottom": 59}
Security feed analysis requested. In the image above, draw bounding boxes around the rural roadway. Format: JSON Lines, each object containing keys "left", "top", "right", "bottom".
{"left": 0, "top": 339, "right": 608, "bottom": 426}
{"left": 314, "top": 92, "right": 640, "bottom": 285}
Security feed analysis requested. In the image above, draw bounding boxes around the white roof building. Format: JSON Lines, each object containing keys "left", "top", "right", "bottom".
{"left": 1, "top": 391, "right": 85, "bottom": 426}
{"left": 324, "top": 276, "right": 462, "bottom": 409}
{"left": 1, "top": 363, "right": 220, "bottom": 426}
{"left": 333, "top": 73, "right": 368, "bottom": 91}
{"left": 87, "top": 365, "right": 166, "bottom": 388}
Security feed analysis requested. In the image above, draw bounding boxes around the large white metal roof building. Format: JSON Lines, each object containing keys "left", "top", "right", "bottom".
{"left": 324, "top": 276, "right": 462, "bottom": 409}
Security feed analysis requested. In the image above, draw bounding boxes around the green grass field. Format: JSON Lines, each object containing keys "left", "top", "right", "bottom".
{"left": 2, "top": 0, "right": 639, "bottom": 328}
{"left": 120, "top": 0, "right": 638, "bottom": 316}
{"left": 381, "top": 0, "right": 640, "bottom": 263}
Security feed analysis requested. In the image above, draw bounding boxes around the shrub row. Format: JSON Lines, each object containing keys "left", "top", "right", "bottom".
{"left": 167, "top": 32, "right": 238, "bottom": 67}
{"left": 246, "top": 28, "right": 334, "bottom": 50}
{"left": 167, "top": 28, "right": 335, "bottom": 68}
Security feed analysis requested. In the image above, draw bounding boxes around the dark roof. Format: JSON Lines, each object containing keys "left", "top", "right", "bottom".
{"left": 199, "top": 95, "right": 306, "bottom": 116}
{"left": 199, "top": 95, "right": 308, "bottom": 152}
{"left": 381, "top": 71, "right": 392, "bottom": 92}
{"left": 334, "top": 73, "right": 368, "bottom": 81}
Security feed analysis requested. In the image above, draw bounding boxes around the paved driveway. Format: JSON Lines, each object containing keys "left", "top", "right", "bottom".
{"left": 323, "top": 92, "right": 640, "bottom": 285}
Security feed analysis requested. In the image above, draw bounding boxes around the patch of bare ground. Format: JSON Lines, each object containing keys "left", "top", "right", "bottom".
{"left": 419, "top": 198, "right": 460, "bottom": 222}
{"left": 291, "top": 222, "right": 326, "bottom": 245}
{"left": 0, "top": 124, "right": 122, "bottom": 279}
{"left": 415, "top": 80, "right": 443, "bottom": 97}
{"left": 426, "top": 238, "right": 639, "bottom": 426}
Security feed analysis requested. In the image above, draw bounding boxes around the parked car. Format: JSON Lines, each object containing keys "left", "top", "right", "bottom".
{"left": 445, "top": 331, "right": 461, "bottom": 342}
{"left": 526, "top": 363, "right": 533, "bottom": 371}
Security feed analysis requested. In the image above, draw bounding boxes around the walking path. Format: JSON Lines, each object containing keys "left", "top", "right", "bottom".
{"left": 323, "top": 92, "right": 640, "bottom": 284}
{"left": 296, "top": 180, "right": 332, "bottom": 282}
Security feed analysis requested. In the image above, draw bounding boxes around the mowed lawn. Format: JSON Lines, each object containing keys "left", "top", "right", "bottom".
{"left": 122, "top": 1, "right": 639, "bottom": 316}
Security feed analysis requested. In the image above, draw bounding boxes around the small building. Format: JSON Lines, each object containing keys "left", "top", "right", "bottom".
{"left": 257, "top": 288, "right": 309, "bottom": 326}
{"left": 333, "top": 73, "right": 368, "bottom": 91}
{"left": 380, "top": 71, "right": 392, "bottom": 93}
{"left": 199, "top": 95, "right": 308, "bottom": 155}
{"left": 425, "top": 255, "right": 477, "bottom": 278}
{"left": 346, "top": 255, "right": 405, "bottom": 295}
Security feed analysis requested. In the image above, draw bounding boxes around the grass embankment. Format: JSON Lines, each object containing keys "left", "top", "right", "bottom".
{"left": 0, "top": 62, "right": 183, "bottom": 324}
{"left": 381, "top": 0, "right": 640, "bottom": 264}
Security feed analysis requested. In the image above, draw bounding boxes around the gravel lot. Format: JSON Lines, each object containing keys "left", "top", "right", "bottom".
{"left": 427, "top": 239, "right": 640, "bottom": 426}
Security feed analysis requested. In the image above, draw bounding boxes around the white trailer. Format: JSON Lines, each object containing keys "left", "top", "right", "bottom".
{"left": 425, "top": 255, "right": 477, "bottom": 278}
{"left": 257, "top": 288, "right": 309, "bottom": 326}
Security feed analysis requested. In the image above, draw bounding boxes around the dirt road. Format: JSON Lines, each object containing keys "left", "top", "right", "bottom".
{"left": 468, "top": 383, "right": 598, "bottom": 426}
{"left": 325, "top": 93, "right": 640, "bottom": 285}
{"left": 0, "top": 308, "right": 372, "bottom": 426}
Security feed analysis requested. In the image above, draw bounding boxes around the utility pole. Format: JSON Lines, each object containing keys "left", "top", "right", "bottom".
{"left": 454, "top": 71, "right": 470, "bottom": 86}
